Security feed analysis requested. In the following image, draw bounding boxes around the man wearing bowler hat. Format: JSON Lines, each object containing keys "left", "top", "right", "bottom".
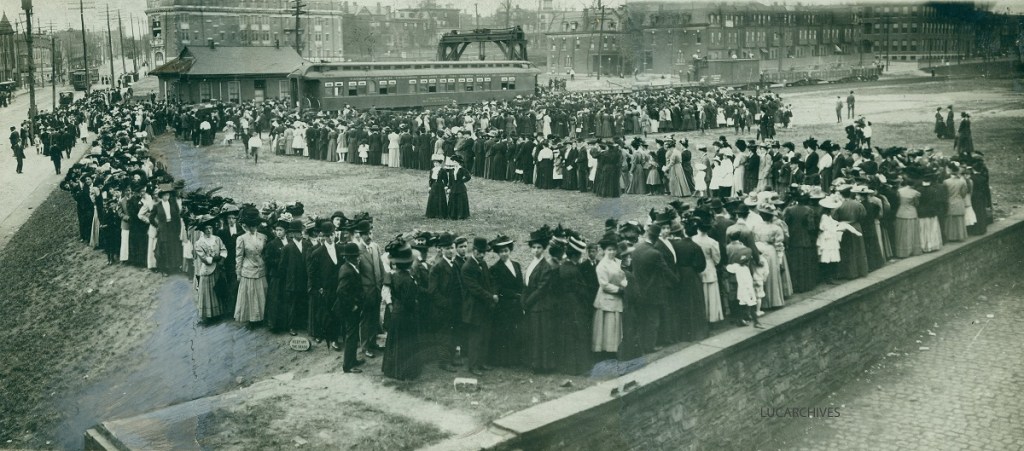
{"left": 426, "top": 232, "right": 464, "bottom": 372}
{"left": 461, "top": 237, "right": 497, "bottom": 376}
{"left": 352, "top": 217, "right": 386, "bottom": 358}
{"left": 334, "top": 242, "right": 366, "bottom": 373}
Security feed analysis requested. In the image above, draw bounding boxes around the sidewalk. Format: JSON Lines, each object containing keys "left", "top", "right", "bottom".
{"left": 0, "top": 88, "right": 90, "bottom": 252}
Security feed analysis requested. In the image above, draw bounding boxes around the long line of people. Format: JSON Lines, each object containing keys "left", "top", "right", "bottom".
{"left": 54, "top": 87, "right": 994, "bottom": 383}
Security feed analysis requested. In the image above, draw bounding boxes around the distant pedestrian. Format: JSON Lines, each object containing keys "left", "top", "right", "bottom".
{"left": 9, "top": 126, "right": 24, "bottom": 174}
{"left": 248, "top": 134, "right": 263, "bottom": 164}
{"left": 846, "top": 91, "right": 855, "bottom": 118}
{"left": 835, "top": 96, "right": 843, "bottom": 123}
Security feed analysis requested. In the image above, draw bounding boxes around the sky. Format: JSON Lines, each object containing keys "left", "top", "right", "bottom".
{"left": 4, "top": 0, "right": 1020, "bottom": 34}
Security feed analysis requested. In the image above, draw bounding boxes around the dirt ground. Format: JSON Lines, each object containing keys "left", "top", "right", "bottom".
{"left": 0, "top": 77, "right": 1021, "bottom": 450}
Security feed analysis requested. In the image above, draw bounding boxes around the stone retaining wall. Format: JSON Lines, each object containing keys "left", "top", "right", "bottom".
{"left": 429, "top": 214, "right": 1024, "bottom": 451}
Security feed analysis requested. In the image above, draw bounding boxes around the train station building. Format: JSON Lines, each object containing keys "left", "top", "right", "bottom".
{"left": 149, "top": 43, "right": 304, "bottom": 104}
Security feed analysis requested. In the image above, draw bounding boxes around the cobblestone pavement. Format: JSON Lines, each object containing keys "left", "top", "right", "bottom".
{"left": 758, "top": 273, "right": 1024, "bottom": 451}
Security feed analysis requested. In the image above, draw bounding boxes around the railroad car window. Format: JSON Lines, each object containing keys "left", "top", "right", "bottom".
{"left": 464, "top": 82, "right": 473, "bottom": 92}
{"left": 445, "top": 79, "right": 455, "bottom": 91}
{"left": 348, "top": 88, "right": 358, "bottom": 96}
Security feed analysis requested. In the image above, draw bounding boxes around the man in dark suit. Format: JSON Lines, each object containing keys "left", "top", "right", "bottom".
{"left": 306, "top": 223, "right": 341, "bottom": 345}
{"left": 353, "top": 219, "right": 385, "bottom": 358}
{"left": 461, "top": 237, "right": 497, "bottom": 376}
{"left": 427, "top": 232, "right": 464, "bottom": 372}
{"left": 630, "top": 223, "right": 679, "bottom": 352}
{"left": 10, "top": 126, "right": 24, "bottom": 174}
{"left": 280, "top": 220, "right": 311, "bottom": 336}
{"left": 334, "top": 242, "right": 365, "bottom": 373}
{"left": 576, "top": 140, "right": 591, "bottom": 192}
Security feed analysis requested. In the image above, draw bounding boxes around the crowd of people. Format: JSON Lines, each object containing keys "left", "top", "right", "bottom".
{"left": 34, "top": 81, "right": 993, "bottom": 382}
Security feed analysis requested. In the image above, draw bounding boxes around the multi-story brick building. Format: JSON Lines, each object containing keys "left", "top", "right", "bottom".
{"left": 144, "top": 0, "right": 459, "bottom": 66}
{"left": 0, "top": 13, "right": 17, "bottom": 85}
{"left": 542, "top": 1, "right": 873, "bottom": 78}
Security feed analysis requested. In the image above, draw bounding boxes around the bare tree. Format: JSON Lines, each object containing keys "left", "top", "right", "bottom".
{"left": 499, "top": 0, "right": 514, "bottom": 28}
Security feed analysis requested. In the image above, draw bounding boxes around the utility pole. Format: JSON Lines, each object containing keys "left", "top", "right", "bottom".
{"left": 106, "top": 4, "right": 115, "bottom": 88}
{"left": 129, "top": 13, "right": 138, "bottom": 74}
{"left": 78, "top": 0, "right": 90, "bottom": 92}
{"left": 885, "top": 17, "right": 890, "bottom": 71}
{"left": 22, "top": 0, "right": 38, "bottom": 127}
{"left": 596, "top": 0, "right": 604, "bottom": 80}
{"left": 51, "top": 23, "right": 56, "bottom": 110}
{"left": 286, "top": 0, "right": 307, "bottom": 57}
{"left": 117, "top": 10, "right": 127, "bottom": 76}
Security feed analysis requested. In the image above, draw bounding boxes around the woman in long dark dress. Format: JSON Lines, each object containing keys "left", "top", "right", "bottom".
{"left": 554, "top": 237, "right": 595, "bottom": 376}
{"left": 262, "top": 220, "right": 290, "bottom": 332}
{"left": 967, "top": 161, "right": 991, "bottom": 235}
{"left": 488, "top": 236, "right": 524, "bottom": 367}
{"left": 593, "top": 143, "right": 622, "bottom": 198}
{"left": 446, "top": 156, "right": 471, "bottom": 220}
{"left": 858, "top": 188, "right": 886, "bottom": 272}
{"left": 425, "top": 156, "right": 449, "bottom": 219}
{"left": 783, "top": 195, "right": 820, "bottom": 293}
{"left": 955, "top": 112, "right": 974, "bottom": 156}
{"left": 382, "top": 239, "right": 422, "bottom": 380}
{"left": 933, "top": 107, "right": 946, "bottom": 138}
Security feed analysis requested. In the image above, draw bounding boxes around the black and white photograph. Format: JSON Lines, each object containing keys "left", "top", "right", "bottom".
{"left": 0, "top": 0, "right": 1022, "bottom": 449}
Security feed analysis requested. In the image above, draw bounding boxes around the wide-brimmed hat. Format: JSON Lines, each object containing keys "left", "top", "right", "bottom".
{"left": 196, "top": 214, "right": 218, "bottom": 228}
{"left": 157, "top": 183, "right": 175, "bottom": 194}
{"left": 288, "top": 219, "right": 305, "bottom": 234}
{"left": 489, "top": 234, "right": 514, "bottom": 252}
{"left": 527, "top": 225, "right": 552, "bottom": 247}
{"left": 806, "top": 186, "right": 827, "bottom": 199}
{"left": 756, "top": 203, "right": 778, "bottom": 216}
{"left": 239, "top": 206, "right": 262, "bottom": 227}
{"left": 597, "top": 231, "right": 620, "bottom": 248}
{"left": 339, "top": 242, "right": 361, "bottom": 258}
{"left": 385, "top": 237, "right": 414, "bottom": 264}
{"left": 742, "top": 193, "right": 760, "bottom": 206}
{"left": 273, "top": 219, "right": 290, "bottom": 231}
{"left": 330, "top": 210, "right": 348, "bottom": 221}
{"left": 472, "top": 236, "right": 491, "bottom": 253}
{"left": 818, "top": 195, "right": 842, "bottom": 209}
{"left": 220, "top": 204, "right": 240, "bottom": 217}
{"left": 851, "top": 185, "right": 875, "bottom": 195}
{"left": 351, "top": 219, "right": 372, "bottom": 234}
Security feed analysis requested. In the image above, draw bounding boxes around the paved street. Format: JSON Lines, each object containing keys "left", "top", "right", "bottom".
{"left": 759, "top": 271, "right": 1024, "bottom": 451}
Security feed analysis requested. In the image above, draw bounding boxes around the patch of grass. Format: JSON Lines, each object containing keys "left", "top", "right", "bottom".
{"left": 195, "top": 395, "right": 448, "bottom": 451}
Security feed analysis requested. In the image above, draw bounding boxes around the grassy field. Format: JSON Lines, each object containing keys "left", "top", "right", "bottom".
{"left": 0, "top": 77, "right": 1020, "bottom": 449}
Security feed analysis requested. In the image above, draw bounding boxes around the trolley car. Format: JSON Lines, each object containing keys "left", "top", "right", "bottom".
{"left": 293, "top": 60, "right": 540, "bottom": 111}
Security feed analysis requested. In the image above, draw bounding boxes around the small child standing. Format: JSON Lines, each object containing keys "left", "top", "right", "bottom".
{"left": 726, "top": 254, "right": 763, "bottom": 329}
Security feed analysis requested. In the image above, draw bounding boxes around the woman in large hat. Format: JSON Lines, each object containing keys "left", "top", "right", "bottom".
{"left": 593, "top": 232, "right": 626, "bottom": 356}
{"left": 751, "top": 203, "right": 786, "bottom": 310}
{"left": 447, "top": 155, "right": 472, "bottom": 220}
{"left": 425, "top": 154, "right": 449, "bottom": 219}
{"left": 783, "top": 189, "right": 821, "bottom": 293}
{"left": 523, "top": 225, "right": 558, "bottom": 373}
{"left": 488, "top": 235, "right": 524, "bottom": 367}
{"left": 234, "top": 206, "right": 268, "bottom": 325}
{"left": 381, "top": 237, "right": 422, "bottom": 380}
{"left": 194, "top": 214, "right": 228, "bottom": 322}
{"left": 893, "top": 177, "right": 922, "bottom": 258}
{"left": 263, "top": 219, "right": 292, "bottom": 331}
{"left": 554, "top": 235, "right": 595, "bottom": 375}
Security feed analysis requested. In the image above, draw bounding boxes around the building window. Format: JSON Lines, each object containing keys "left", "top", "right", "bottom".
{"left": 199, "top": 82, "right": 211, "bottom": 102}
{"left": 279, "top": 80, "right": 290, "bottom": 100}
{"left": 227, "top": 81, "right": 240, "bottom": 102}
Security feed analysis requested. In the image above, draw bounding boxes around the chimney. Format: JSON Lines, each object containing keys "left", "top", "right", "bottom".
{"left": 376, "top": 2, "right": 381, "bottom": 15}
{"left": 207, "top": 37, "right": 215, "bottom": 49}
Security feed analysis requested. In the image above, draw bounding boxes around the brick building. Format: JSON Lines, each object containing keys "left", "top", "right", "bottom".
{"left": 145, "top": 0, "right": 459, "bottom": 66}
{"left": 0, "top": 13, "right": 16, "bottom": 84}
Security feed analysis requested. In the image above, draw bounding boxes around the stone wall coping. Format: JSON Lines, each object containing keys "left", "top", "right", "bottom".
{"left": 437, "top": 211, "right": 1024, "bottom": 450}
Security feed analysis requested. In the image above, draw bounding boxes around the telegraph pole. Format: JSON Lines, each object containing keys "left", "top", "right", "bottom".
{"left": 117, "top": 10, "right": 127, "bottom": 76}
{"left": 106, "top": 4, "right": 115, "bottom": 88}
{"left": 286, "top": 0, "right": 307, "bottom": 57}
{"left": 129, "top": 13, "right": 138, "bottom": 74}
{"left": 51, "top": 26, "right": 57, "bottom": 110}
{"left": 22, "top": 0, "right": 38, "bottom": 126}
{"left": 78, "top": 0, "right": 90, "bottom": 92}
{"left": 596, "top": 0, "right": 604, "bottom": 80}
